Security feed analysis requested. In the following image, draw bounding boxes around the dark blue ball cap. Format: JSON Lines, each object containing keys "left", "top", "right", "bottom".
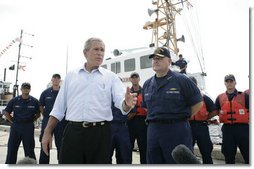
{"left": 130, "top": 72, "right": 139, "bottom": 78}
{"left": 52, "top": 73, "right": 61, "bottom": 79}
{"left": 21, "top": 82, "right": 31, "bottom": 89}
{"left": 224, "top": 74, "right": 235, "bottom": 81}
{"left": 149, "top": 47, "right": 171, "bottom": 59}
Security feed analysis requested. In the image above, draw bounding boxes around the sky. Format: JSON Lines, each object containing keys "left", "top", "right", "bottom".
{"left": 0, "top": 0, "right": 251, "bottom": 101}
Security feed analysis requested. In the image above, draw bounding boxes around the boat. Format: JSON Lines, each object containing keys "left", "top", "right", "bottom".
{"left": 102, "top": 0, "right": 222, "bottom": 144}
{"left": 102, "top": 0, "right": 206, "bottom": 91}
{"left": 0, "top": 81, "right": 12, "bottom": 125}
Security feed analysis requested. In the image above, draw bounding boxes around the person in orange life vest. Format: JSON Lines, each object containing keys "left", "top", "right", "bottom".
{"left": 188, "top": 76, "right": 218, "bottom": 164}
{"left": 215, "top": 74, "right": 249, "bottom": 164}
{"left": 127, "top": 72, "right": 147, "bottom": 164}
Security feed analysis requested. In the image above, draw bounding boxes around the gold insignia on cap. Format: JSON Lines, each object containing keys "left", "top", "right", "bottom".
{"left": 155, "top": 47, "right": 163, "bottom": 54}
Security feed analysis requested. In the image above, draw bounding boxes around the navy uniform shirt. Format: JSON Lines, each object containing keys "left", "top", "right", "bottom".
{"left": 142, "top": 70, "right": 202, "bottom": 120}
{"left": 39, "top": 87, "right": 59, "bottom": 117}
{"left": 175, "top": 59, "right": 187, "bottom": 73}
{"left": 203, "top": 94, "right": 216, "bottom": 113}
{"left": 5, "top": 95, "right": 40, "bottom": 123}
{"left": 111, "top": 104, "right": 128, "bottom": 123}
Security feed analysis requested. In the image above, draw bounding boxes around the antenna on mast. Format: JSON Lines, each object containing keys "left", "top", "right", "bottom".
{"left": 143, "top": 0, "right": 190, "bottom": 56}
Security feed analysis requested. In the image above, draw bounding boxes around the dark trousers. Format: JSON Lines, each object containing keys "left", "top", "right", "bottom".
{"left": 221, "top": 124, "right": 249, "bottom": 164}
{"left": 127, "top": 116, "right": 147, "bottom": 164}
{"left": 110, "top": 122, "right": 131, "bottom": 164}
{"left": 190, "top": 121, "right": 213, "bottom": 164}
{"left": 147, "top": 121, "right": 193, "bottom": 164}
{"left": 39, "top": 118, "right": 67, "bottom": 164}
{"left": 5, "top": 123, "right": 36, "bottom": 164}
{"left": 59, "top": 122, "right": 111, "bottom": 164}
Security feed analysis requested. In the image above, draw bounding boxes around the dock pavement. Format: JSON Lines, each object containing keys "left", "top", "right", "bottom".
{"left": 0, "top": 125, "right": 246, "bottom": 165}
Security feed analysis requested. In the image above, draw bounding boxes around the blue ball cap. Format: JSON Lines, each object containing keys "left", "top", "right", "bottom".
{"left": 149, "top": 47, "right": 171, "bottom": 59}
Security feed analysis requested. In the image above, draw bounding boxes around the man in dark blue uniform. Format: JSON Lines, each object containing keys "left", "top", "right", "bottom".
{"left": 110, "top": 104, "right": 131, "bottom": 164}
{"left": 188, "top": 76, "right": 218, "bottom": 164}
{"left": 173, "top": 54, "right": 187, "bottom": 74}
{"left": 4, "top": 82, "right": 41, "bottom": 164}
{"left": 127, "top": 72, "right": 147, "bottom": 164}
{"left": 39, "top": 74, "right": 67, "bottom": 164}
{"left": 142, "top": 47, "right": 203, "bottom": 164}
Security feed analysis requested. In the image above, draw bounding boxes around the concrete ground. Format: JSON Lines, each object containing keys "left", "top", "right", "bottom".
{"left": 0, "top": 125, "right": 246, "bottom": 165}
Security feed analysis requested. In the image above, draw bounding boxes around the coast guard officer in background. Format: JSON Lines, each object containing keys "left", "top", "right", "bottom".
{"left": 4, "top": 82, "right": 41, "bottom": 164}
{"left": 127, "top": 72, "right": 147, "bottom": 164}
{"left": 39, "top": 73, "right": 67, "bottom": 164}
{"left": 188, "top": 76, "right": 218, "bottom": 164}
{"left": 142, "top": 47, "right": 203, "bottom": 164}
{"left": 215, "top": 74, "right": 249, "bottom": 164}
{"left": 173, "top": 54, "right": 187, "bottom": 74}
{"left": 109, "top": 104, "right": 131, "bottom": 164}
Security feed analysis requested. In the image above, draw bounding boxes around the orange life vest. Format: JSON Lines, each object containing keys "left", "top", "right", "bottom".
{"left": 135, "top": 93, "right": 147, "bottom": 116}
{"left": 218, "top": 92, "right": 249, "bottom": 124}
{"left": 190, "top": 100, "right": 209, "bottom": 121}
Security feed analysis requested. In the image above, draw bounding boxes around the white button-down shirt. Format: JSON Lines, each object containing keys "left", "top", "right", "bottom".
{"left": 50, "top": 65, "right": 127, "bottom": 122}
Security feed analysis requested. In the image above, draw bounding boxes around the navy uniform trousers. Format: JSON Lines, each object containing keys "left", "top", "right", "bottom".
{"left": 39, "top": 117, "right": 67, "bottom": 164}
{"left": 147, "top": 121, "right": 193, "bottom": 164}
{"left": 128, "top": 116, "right": 147, "bottom": 164}
{"left": 221, "top": 124, "right": 249, "bottom": 164}
{"left": 190, "top": 121, "right": 213, "bottom": 164}
{"left": 5, "top": 122, "right": 36, "bottom": 164}
{"left": 110, "top": 122, "right": 131, "bottom": 164}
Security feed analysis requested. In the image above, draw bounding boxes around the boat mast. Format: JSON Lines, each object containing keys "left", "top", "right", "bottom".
{"left": 143, "top": 0, "right": 189, "bottom": 56}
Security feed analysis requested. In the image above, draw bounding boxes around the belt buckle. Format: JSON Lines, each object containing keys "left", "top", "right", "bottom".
{"left": 82, "top": 122, "right": 90, "bottom": 128}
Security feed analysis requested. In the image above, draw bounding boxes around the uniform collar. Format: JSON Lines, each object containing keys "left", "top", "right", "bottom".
{"left": 151, "top": 70, "right": 173, "bottom": 89}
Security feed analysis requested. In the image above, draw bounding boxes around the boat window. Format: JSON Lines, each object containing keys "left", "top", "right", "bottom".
{"left": 140, "top": 55, "right": 152, "bottom": 69}
{"left": 101, "top": 64, "right": 107, "bottom": 69}
{"left": 111, "top": 62, "right": 121, "bottom": 74}
{"left": 124, "top": 58, "right": 135, "bottom": 72}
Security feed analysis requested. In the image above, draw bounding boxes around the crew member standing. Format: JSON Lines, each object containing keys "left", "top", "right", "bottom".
{"left": 4, "top": 82, "right": 41, "bottom": 164}
{"left": 110, "top": 104, "right": 131, "bottom": 164}
{"left": 215, "top": 74, "right": 249, "bottom": 164}
{"left": 41, "top": 37, "right": 137, "bottom": 164}
{"left": 39, "top": 73, "right": 67, "bottom": 164}
{"left": 127, "top": 72, "right": 147, "bottom": 164}
{"left": 173, "top": 54, "right": 187, "bottom": 74}
{"left": 142, "top": 47, "right": 202, "bottom": 164}
{"left": 188, "top": 76, "right": 218, "bottom": 164}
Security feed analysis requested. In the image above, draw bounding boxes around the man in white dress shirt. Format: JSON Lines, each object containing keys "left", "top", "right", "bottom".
{"left": 41, "top": 37, "right": 137, "bottom": 164}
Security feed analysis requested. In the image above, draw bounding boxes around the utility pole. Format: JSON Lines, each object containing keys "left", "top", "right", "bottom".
{"left": 13, "top": 29, "right": 23, "bottom": 97}
{"left": 13, "top": 29, "right": 34, "bottom": 97}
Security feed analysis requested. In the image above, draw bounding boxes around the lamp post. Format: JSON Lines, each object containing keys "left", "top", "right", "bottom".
{"left": 13, "top": 29, "right": 34, "bottom": 97}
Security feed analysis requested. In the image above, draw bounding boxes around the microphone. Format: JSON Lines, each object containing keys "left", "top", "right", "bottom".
{"left": 171, "top": 144, "right": 201, "bottom": 164}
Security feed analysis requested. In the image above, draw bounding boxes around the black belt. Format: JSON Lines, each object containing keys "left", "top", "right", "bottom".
{"left": 134, "top": 116, "right": 146, "bottom": 120}
{"left": 14, "top": 120, "right": 33, "bottom": 124}
{"left": 147, "top": 119, "right": 186, "bottom": 124}
{"left": 189, "top": 120, "right": 208, "bottom": 124}
{"left": 111, "top": 121, "right": 127, "bottom": 124}
{"left": 68, "top": 121, "right": 108, "bottom": 128}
